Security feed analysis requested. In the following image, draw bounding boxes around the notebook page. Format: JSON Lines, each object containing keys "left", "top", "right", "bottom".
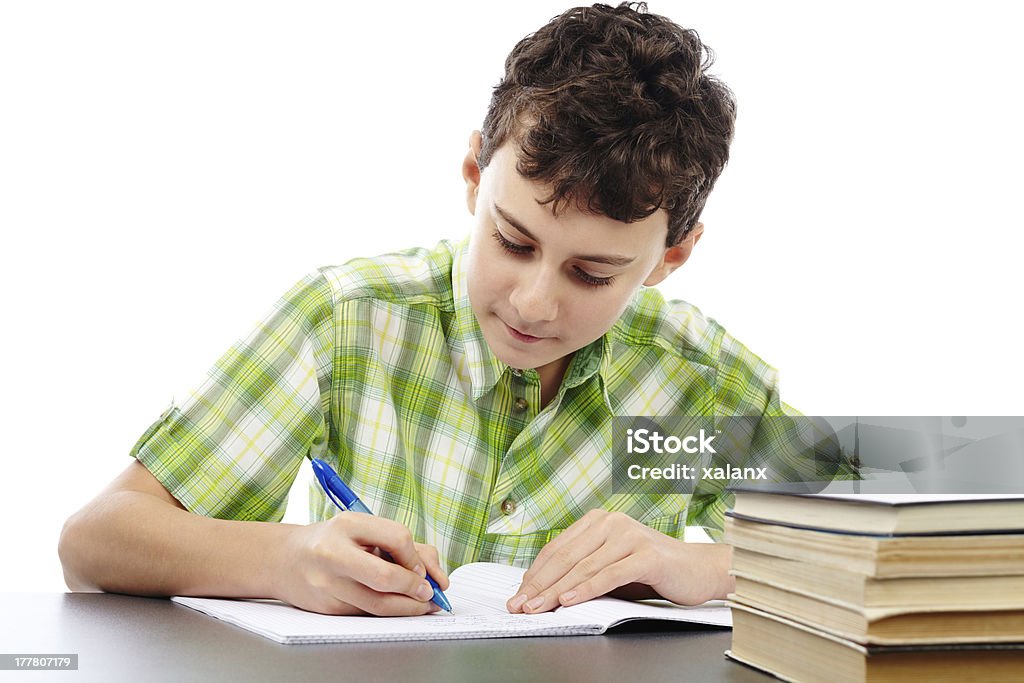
{"left": 172, "top": 562, "right": 730, "bottom": 642}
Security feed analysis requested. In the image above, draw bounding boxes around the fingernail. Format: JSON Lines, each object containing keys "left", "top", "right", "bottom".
{"left": 413, "top": 563, "right": 424, "bottom": 576}
{"left": 509, "top": 593, "right": 527, "bottom": 611}
{"left": 417, "top": 582, "right": 433, "bottom": 600}
{"left": 526, "top": 596, "right": 544, "bottom": 611}
{"left": 560, "top": 590, "right": 577, "bottom": 604}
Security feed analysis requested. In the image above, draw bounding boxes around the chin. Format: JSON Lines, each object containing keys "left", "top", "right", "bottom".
{"left": 488, "top": 338, "right": 545, "bottom": 370}
{"left": 492, "top": 345, "right": 536, "bottom": 369}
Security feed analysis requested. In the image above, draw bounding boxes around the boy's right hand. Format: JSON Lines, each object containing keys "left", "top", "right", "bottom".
{"left": 272, "top": 513, "right": 449, "bottom": 616}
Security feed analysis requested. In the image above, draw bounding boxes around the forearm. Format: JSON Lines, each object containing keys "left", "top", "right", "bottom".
{"left": 58, "top": 489, "right": 295, "bottom": 599}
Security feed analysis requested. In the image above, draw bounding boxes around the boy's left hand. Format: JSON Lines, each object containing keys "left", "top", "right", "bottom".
{"left": 505, "top": 509, "right": 733, "bottom": 614}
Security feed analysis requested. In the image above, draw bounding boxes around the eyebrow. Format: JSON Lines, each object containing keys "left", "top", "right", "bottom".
{"left": 493, "top": 204, "right": 637, "bottom": 267}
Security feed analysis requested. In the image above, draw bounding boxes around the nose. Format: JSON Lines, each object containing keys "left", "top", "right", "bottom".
{"left": 508, "top": 265, "right": 559, "bottom": 324}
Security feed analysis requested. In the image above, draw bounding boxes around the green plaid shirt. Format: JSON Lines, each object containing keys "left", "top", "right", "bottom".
{"left": 132, "top": 239, "right": 800, "bottom": 572}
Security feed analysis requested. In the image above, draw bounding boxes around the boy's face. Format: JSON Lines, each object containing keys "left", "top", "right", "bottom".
{"left": 462, "top": 132, "right": 701, "bottom": 385}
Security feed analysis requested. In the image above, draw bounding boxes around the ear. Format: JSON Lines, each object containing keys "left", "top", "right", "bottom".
{"left": 643, "top": 222, "right": 705, "bottom": 286}
{"left": 462, "top": 131, "right": 483, "bottom": 215}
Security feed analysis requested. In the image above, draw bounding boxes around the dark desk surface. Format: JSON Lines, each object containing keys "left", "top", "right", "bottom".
{"left": 1, "top": 593, "right": 773, "bottom": 682}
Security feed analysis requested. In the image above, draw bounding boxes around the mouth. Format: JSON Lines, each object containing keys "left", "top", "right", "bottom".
{"left": 502, "top": 320, "right": 549, "bottom": 344}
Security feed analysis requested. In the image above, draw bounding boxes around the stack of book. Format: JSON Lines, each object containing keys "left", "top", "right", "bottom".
{"left": 724, "top": 491, "right": 1024, "bottom": 682}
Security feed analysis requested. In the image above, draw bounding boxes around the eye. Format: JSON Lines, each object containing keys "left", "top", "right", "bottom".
{"left": 493, "top": 228, "right": 615, "bottom": 288}
{"left": 573, "top": 267, "right": 615, "bottom": 288}
{"left": 492, "top": 228, "right": 532, "bottom": 255}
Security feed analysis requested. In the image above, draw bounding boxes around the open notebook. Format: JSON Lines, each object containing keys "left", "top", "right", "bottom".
{"left": 172, "top": 562, "right": 732, "bottom": 644}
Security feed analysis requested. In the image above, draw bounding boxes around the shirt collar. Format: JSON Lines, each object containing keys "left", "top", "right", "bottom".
{"left": 451, "top": 238, "right": 611, "bottom": 408}
{"left": 452, "top": 239, "right": 508, "bottom": 400}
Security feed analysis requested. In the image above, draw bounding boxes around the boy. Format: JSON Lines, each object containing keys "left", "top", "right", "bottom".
{"left": 59, "top": 2, "right": 811, "bottom": 617}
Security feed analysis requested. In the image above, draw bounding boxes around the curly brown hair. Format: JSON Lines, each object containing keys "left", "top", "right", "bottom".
{"left": 479, "top": 2, "right": 736, "bottom": 246}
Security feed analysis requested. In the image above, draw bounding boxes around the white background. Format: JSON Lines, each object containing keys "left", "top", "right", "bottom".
{"left": 1, "top": 1, "right": 1021, "bottom": 592}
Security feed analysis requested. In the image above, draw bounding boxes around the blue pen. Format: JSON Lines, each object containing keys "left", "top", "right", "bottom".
{"left": 309, "top": 458, "right": 453, "bottom": 613}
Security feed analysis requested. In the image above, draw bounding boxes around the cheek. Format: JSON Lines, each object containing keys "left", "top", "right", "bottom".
{"left": 564, "top": 291, "right": 629, "bottom": 333}
{"left": 467, "top": 251, "right": 510, "bottom": 308}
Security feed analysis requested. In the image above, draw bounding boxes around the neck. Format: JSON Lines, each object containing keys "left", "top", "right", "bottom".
{"left": 536, "top": 353, "right": 573, "bottom": 409}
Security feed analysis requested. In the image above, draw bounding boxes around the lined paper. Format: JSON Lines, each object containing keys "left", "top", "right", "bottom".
{"left": 172, "top": 562, "right": 731, "bottom": 644}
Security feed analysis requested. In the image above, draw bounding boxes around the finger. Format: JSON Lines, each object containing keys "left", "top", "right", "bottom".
{"left": 414, "top": 543, "right": 449, "bottom": 590}
{"left": 509, "top": 523, "right": 605, "bottom": 612}
{"left": 525, "top": 513, "right": 598, "bottom": 577}
{"left": 522, "top": 542, "right": 630, "bottom": 614}
{"left": 339, "top": 580, "right": 442, "bottom": 617}
{"left": 509, "top": 526, "right": 602, "bottom": 612}
{"left": 342, "top": 543, "right": 436, "bottom": 603}
{"left": 342, "top": 513, "right": 423, "bottom": 574}
{"left": 556, "top": 555, "right": 648, "bottom": 608}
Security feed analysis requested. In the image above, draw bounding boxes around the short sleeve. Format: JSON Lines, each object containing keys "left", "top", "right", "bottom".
{"left": 685, "top": 334, "right": 858, "bottom": 541}
{"left": 130, "top": 271, "right": 336, "bottom": 522}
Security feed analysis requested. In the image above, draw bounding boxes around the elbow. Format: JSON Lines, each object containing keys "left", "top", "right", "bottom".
{"left": 58, "top": 510, "right": 98, "bottom": 592}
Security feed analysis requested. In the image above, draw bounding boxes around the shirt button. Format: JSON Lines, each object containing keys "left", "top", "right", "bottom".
{"left": 511, "top": 368, "right": 523, "bottom": 377}
{"left": 500, "top": 498, "right": 517, "bottom": 515}
{"left": 514, "top": 397, "right": 529, "bottom": 413}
